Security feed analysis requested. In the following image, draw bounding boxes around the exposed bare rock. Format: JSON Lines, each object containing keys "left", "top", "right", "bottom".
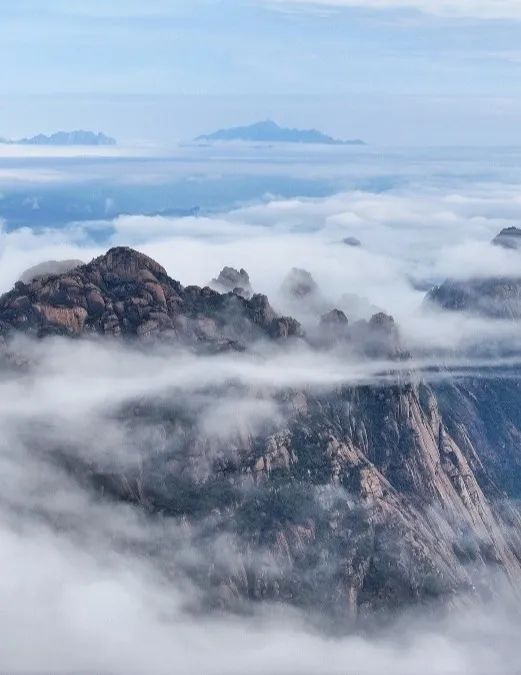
{"left": 211, "top": 267, "right": 252, "bottom": 298}
{"left": 321, "top": 309, "right": 348, "bottom": 326}
{"left": 426, "top": 277, "right": 521, "bottom": 319}
{"left": 74, "top": 374, "right": 521, "bottom": 617}
{"left": 0, "top": 247, "right": 301, "bottom": 348}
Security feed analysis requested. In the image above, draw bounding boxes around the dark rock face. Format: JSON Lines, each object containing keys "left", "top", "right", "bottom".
{"left": 0, "top": 247, "right": 301, "bottom": 348}
{"left": 57, "top": 374, "right": 521, "bottom": 618}
{"left": 321, "top": 309, "right": 348, "bottom": 326}
{"left": 493, "top": 226, "right": 521, "bottom": 250}
{"left": 210, "top": 266, "right": 252, "bottom": 298}
{"left": 426, "top": 277, "right": 521, "bottom": 319}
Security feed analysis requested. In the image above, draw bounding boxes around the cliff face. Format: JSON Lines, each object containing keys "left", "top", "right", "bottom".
{"left": 87, "top": 378, "right": 521, "bottom": 617}
{"left": 426, "top": 277, "right": 521, "bottom": 319}
{"left": 1, "top": 247, "right": 521, "bottom": 618}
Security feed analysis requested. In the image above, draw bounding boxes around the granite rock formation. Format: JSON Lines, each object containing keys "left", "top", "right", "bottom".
{"left": 210, "top": 266, "right": 252, "bottom": 298}
{"left": 0, "top": 247, "right": 301, "bottom": 349}
{"left": 426, "top": 277, "right": 521, "bottom": 319}
{"left": 1, "top": 246, "right": 521, "bottom": 620}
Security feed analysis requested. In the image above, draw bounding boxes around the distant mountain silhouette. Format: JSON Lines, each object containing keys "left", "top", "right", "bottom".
{"left": 195, "top": 120, "right": 365, "bottom": 145}
{"left": 1, "top": 130, "right": 116, "bottom": 146}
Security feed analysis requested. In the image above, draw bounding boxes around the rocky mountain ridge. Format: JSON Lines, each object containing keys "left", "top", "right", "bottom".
{"left": 1, "top": 246, "right": 521, "bottom": 619}
{"left": 195, "top": 120, "right": 365, "bottom": 146}
{"left": 426, "top": 226, "right": 521, "bottom": 318}
{"left": 0, "top": 130, "right": 116, "bottom": 146}
{"left": 0, "top": 247, "right": 302, "bottom": 349}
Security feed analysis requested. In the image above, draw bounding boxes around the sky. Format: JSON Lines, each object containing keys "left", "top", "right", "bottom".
{"left": 1, "top": 0, "right": 521, "bottom": 144}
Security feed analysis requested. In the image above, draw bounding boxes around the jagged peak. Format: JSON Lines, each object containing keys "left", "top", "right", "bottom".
{"left": 369, "top": 312, "right": 396, "bottom": 330}
{"left": 210, "top": 266, "right": 252, "bottom": 298}
{"left": 321, "top": 309, "right": 348, "bottom": 325}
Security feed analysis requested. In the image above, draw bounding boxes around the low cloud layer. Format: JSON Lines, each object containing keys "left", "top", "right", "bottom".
{"left": 0, "top": 334, "right": 520, "bottom": 674}
{"left": 2, "top": 148, "right": 521, "bottom": 672}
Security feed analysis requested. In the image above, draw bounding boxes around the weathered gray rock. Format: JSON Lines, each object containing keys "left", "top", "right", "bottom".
{"left": 211, "top": 267, "right": 252, "bottom": 298}
{"left": 0, "top": 247, "right": 301, "bottom": 347}
{"left": 426, "top": 277, "right": 521, "bottom": 319}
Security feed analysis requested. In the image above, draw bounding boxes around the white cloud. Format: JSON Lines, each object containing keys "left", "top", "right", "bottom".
{"left": 4, "top": 174, "right": 521, "bottom": 353}
{"left": 266, "top": 0, "right": 521, "bottom": 20}
{"left": 0, "top": 335, "right": 520, "bottom": 673}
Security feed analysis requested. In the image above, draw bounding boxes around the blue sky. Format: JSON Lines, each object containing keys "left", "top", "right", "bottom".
{"left": 1, "top": 0, "right": 521, "bottom": 144}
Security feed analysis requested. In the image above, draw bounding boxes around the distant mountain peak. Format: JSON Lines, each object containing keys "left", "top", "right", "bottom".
{"left": 493, "top": 226, "right": 521, "bottom": 250}
{"left": 195, "top": 120, "right": 365, "bottom": 146}
{"left": 0, "top": 130, "right": 116, "bottom": 146}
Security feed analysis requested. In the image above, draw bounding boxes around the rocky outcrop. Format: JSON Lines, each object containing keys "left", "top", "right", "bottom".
{"left": 321, "top": 309, "right": 349, "bottom": 326}
{"left": 426, "top": 277, "right": 521, "bottom": 319}
{"left": 425, "top": 227, "right": 521, "bottom": 319}
{"left": 493, "top": 226, "right": 521, "bottom": 250}
{"left": 0, "top": 247, "right": 301, "bottom": 348}
{"left": 210, "top": 267, "right": 252, "bottom": 298}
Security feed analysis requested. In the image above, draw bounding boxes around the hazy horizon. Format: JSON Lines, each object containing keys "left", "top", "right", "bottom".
{"left": 1, "top": 0, "right": 521, "bottom": 146}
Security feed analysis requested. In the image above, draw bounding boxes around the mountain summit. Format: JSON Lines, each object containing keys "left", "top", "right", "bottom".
{"left": 195, "top": 120, "right": 365, "bottom": 145}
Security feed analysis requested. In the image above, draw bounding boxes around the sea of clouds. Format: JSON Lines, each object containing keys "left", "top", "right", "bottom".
{"left": 1, "top": 145, "right": 521, "bottom": 673}
{"left": 3, "top": 148, "right": 521, "bottom": 355}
